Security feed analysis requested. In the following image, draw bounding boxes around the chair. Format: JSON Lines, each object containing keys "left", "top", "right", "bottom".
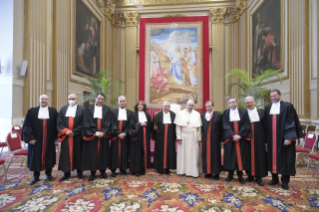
{"left": 0, "top": 142, "right": 7, "bottom": 157}
{"left": 296, "top": 132, "right": 318, "bottom": 167}
{"left": 297, "top": 124, "right": 307, "bottom": 145}
{"left": 11, "top": 125, "right": 27, "bottom": 149}
{"left": 306, "top": 125, "right": 318, "bottom": 149}
{"left": 0, "top": 159, "right": 7, "bottom": 182}
{"left": 6, "top": 131, "right": 28, "bottom": 172}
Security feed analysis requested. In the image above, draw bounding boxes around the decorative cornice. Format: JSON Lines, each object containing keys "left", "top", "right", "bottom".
{"left": 162, "top": 14, "right": 186, "bottom": 17}
{"left": 94, "top": 0, "right": 106, "bottom": 8}
{"left": 209, "top": 8, "right": 227, "bottom": 24}
{"left": 112, "top": 12, "right": 123, "bottom": 27}
{"left": 105, "top": 1, "right": 115, "bottom": 21}
{"left": 123, "top": 12, "right": 139, "bottom": 27}
{"left": 227, "top": 7, "right": 241, "bottom": 22}
{"left": 236, "top": 0, "right": 247, "bottom": 15}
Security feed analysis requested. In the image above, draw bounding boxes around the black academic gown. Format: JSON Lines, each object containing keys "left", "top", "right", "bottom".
{"left": 265, "top": 101, "right": 303, "bottom": 176}
{"left": 222, "top": 108, "right": 252, "bottom": 172}
{"left": 152, "top": 111, "right": 176, "bottom": 172}
{"left": 128, "top": 111, "right": 152, "bottom": 173}
{"left": 201, "top": 111, "right": 223, "bottom": 175}
{"left": 81, "top": 104, "right": 115, "bottom": 171}
{"left": 57, "top": 104, "right": 85, "bottom": 172}
{"left": 247, "top": 109, "right": 268, "bottom": 178}
{"left": 22, "top": 107, "right": 58, "bottom": 171}
{"left": 111, "top": 108, "right": 133, "bottom": 170}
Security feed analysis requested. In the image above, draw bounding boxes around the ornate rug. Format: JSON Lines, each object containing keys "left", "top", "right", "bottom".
{"left": 0, "top": 151, "right": 319, "bottom": 212}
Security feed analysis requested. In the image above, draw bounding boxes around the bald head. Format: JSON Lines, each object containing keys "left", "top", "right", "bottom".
{"left": 68, "top": 93, "right": 78, "bottom": 106}
{"left": 39, "top": 94, "right": 49, "bottom": 107}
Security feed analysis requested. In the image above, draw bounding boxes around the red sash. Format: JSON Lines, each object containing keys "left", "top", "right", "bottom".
{"left": 163, "top": 124, "right": 168, "bottom": 169}
{"left": 42, "top": 120, "right": 47, "bottom": 170}
{"left": 250, "top": 123, "right": 255, "bottom": 176}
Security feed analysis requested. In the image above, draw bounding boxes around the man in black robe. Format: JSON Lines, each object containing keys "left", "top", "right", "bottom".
{"left": 58, "top": 93, "right": 85, "bottom": 181}
{"left": 152, "top": 101, "right": 176, "bottom": 175}
{"left": 201, "top": 100, "right": 223, "bottom": 180}
{"left": 110, "top": 96, "right": 132, "bottom": 177}
{"left": 81, "top": 92, "right": 115, "bottom": 181}
{"left": 265, "top": 89, "right": 303, "bottom": 190}
{"left": 222, "top": 97, "right": 251, "bottom": 184}
{"left": 22, "top": 94, "right": 58, "bottom": 185}
{"left": 244, "top": 96, "right": 268, "bottom": 186}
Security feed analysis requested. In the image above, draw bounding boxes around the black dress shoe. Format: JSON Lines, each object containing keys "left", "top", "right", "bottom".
{"left": 101, "top": 173, "right": 108, "bottom": 179}
{"left": 46, "top": 175, "right": 55, "bottom": 181}
{"left": 225, "top": 175, "right": 233, "bottom": 182}
{"left": 135, "top": 173, "right": 141, "bottom": 177}
{"left": 120, "top": 170, "right": 129, "bottom": 175}
{"left": 141, "top": 169, "right": 146, "bottom": 175}
{"left": 268, "top": 179, "right": 279, "bottom": 185}
{"left": 257, "top": 179, "right": 264, "bottom": 186}
{"left": 214, "top": 174, "right": 220, "bottom": 180}
{"left": 77, "top": 173, "right": 84, "bottom": 179}
{"left": 157, "top": 170, "right": 164, "bottom": 174}
{"left": 238, "top": 177, "right": 245, "bottom": 185}
{"left": 29, "top": 177, "right": 40, "bottom": 185}
{"left": 205, "top": 174, "right": 213, "bottom": 178}
{"left": 111, "top": 172, "right": 117, "bottom": 178}
{"left": 166, "top": 170, "right": 170, "bottom": 175}
{"left": 246, "top": 176, "right": 254, "bottom": 182}
{"left": 88, "top": 175, "right": 95, "bottom": 181}
{"left": 282, "top": 183, "right": 289, "bottom": 190}
{"left": 60, "top": 175, "right": 70, "bottom": 181}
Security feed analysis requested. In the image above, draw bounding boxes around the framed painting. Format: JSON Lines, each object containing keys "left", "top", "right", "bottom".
{"left": 139, "top": 16, "right": 210, "bottom": 109}
{"left": 73, "top": 0, "right": 101, "bottom": 77}
{"left": 250, "top": 0, "right": 284, "bottom": 77}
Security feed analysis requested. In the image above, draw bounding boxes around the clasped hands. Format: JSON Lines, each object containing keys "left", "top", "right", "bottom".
{"left": 232, "top": 134, "right": 241, "bottom": 142}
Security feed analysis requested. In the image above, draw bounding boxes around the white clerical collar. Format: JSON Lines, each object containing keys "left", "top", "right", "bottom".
{"left": 247, "top": 107, "right": 260, "bottom": 122}
{"left": 230, "top": 107, "right": 240, "bottom": 122}
{"left": 138, "top": 111, "right": 147, "bottom": 123}
{"left": 270, "top": 101, "right": 281, "bottom": 114}
{"left": 118, "top": 107, "right": 127, "bottom": 120}
{"left": 38, "top": 106, "right": 50, "bottom": 119}
{"left": 94, "top": 105, "right": 103, "bottom": 119}
{"left": 163, "top": 111, "right": 171, "bottom": 124}
{"left": 205, "top": 110, "right": 214, "bottom": 121}
{"left": 66, "top": 104, "right": 78, "bottom": 118}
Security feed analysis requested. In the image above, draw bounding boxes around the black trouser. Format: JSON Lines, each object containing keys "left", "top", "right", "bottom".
{"left": 90, "top": 170, "right": 105, "bottom": 176}
{"left": 111, "top": 169, "right": 126, "bottom": 173}
{"left": 272, "top": 173, "right": 290, "bottom": 184}
{"left": 228, "top": 170, "right": 243, "bottom": 178}
{"left": 33, "top": 169, "right": 52, "bottom": 178}
{"left": 246, "top": 170, "right": 261, "bottom": 179}
{"left": 63, "top": 170, "right": 83, "bottom": 177}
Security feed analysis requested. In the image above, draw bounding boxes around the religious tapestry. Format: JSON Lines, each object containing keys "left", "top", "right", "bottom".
{"left": 250, "top": 0, "right": 284, "bottom": 77}
{"left": 139, "top": 16, "right": 210, "bottom": 109}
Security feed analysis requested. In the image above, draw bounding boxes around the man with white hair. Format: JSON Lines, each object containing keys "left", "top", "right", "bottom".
{"left": 22, "top": 94, "right": 58, "bottom": 185}
{"left": 244, "top": 96, "right": 267, "bottom": 186}
{"left": 153, "top": 101, "right": 176, "bottom": 175}
{"left": 174, "top": 99, "right": 202, "bottom": 177}
{"left": 58, "top": 93, "right": 86, "bottom": 181}
{"left": 110, "top": 96, "right": 133, "bottom": 177}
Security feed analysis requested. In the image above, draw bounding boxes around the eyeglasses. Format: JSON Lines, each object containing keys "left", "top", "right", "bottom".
{"left": 68, "top": 98, "right": 76, "bottom": 100}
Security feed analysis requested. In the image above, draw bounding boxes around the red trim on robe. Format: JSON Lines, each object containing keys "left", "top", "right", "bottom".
{"left": 163, "top": 124, "right": 168, "bottom": 169}
{"left": 58, "top": 128, "right": 69, "bottom": 141}
{"left": 42, "top": 120, "right": 47, "bottom": 170}
{"left": 68, "top": 118, "right": 74, "bottom": 171}
{"left": 234, "top": 121, "right": 243, "bottom": 171}
{"left": 251, "top": 123, "right": 255, "bottom": 176}
{"left": 143, "top": 126, "right": 147, "bottom": 169}
{"left": 272, "top": 115, "right": 277, "bottom": 173}
{"left": 96, "top": 119, "right": 101, "bottom": 169}
{"left": 83, "top": 135, "right": 95, "bottom": 140}
{"left": 118, "top": 120, "right": 123, "bottom": 168}
{"left": 206, "top": 114, "right": 213, "bottom": 174}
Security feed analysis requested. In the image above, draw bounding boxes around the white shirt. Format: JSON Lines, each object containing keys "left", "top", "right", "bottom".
{"left": 269, "top": 101, "right": 281, "bottom": 114}
{"left": 65, "top": 104, "right": 78, "bottom": 118}
{"left": 205, "top": 111, "right": 214, "bottom": 122}
{"left": 163, "top": 111, "right": 172, "bottom": 124}
{"left": 94, "top": 105, "right": 103, "bottom": 119}
{"left": 229, "top": 108, "right": 240, "bottom": 122}
{"left": 38, "top": 106, "right": 50, "bottom": 119}
{"left": 247, "top": 107, "right": 260, "bottom": 122}
{"left": 118, "top": 107, "right": 127, "bottom": 120}
{"left": 138, "top": 111, "right": 147, "bottom": 123}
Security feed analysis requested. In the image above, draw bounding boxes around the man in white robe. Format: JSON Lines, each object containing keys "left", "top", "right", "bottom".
{"left": 175, "top": 99, "right": 202, "bottom": 177}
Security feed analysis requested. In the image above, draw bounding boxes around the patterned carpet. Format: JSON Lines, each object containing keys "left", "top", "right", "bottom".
{"left": 0, "top": 150, "right": 319, "bottom": 212}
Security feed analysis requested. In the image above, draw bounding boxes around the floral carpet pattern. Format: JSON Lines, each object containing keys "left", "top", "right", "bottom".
{"left": 0, "top": 151, "right": 319, "bottom": 211}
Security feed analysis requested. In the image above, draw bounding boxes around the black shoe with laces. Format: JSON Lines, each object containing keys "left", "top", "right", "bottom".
{"left": 29, "top": 177, "right": 40, "bottom": 185}
{"left": 225, "top": 175, "right": 233, "bottom": 182}
{"left": 88, "top": 175, "right": 95, "bottom": 181}
{"left": 60, "top": 175, "right": 70, "bottom": 181}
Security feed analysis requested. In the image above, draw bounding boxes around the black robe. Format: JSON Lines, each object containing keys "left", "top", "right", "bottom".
{"left": 265, "top": 101, "right": 303, "bottom": 176}
{"left": 57, "top": 105, "right": 85, "bottom": 172}
{"left": 128, "top": 112, "right": 152, "bottom": 173}
{"left": 247, "top": 109, "right": 268, "bottom": 178}
{"left": 22, "top": 107, "right": 58, "bottom": 171}
{"left": 81, "top": 104, "right": 115, "bottom": 171}
{"left": 222, "top": 108, "right": 252, "bottom": 172}
{"left": 152, "top": 111, "right": 176, "bottom": 172}
{"left": 111, "top": 108, "right": 133, "bottom": 170}
{"left": 201, "top": 111, "right": 223, "bottom": 174}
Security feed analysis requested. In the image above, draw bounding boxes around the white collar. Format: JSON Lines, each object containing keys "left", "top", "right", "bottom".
{"left": 229, "top": 107, "right": 240, "bottom": 121}
{"left": 118, "top": 107, "right": 127, "bottom": 120}
{"left": 38, "top": 106, "right": 49, "bottom": 119}
{"left": 247, "top": 107, "right": 260, "bottom": 122}
{"left": 94, "top": 104, "right": 103, "bottom": 119}
{"left": 65, "top": 104, "right": 77, "bottom": 117}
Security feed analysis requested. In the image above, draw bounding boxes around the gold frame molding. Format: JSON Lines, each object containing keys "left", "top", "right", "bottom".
{"left": 249, "top": 0, "right": 285, "bottom": 78}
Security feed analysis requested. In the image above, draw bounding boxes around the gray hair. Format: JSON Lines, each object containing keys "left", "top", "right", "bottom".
{"left": 244, "top": 96, "right": 255, "bottom": 103}
{"left": 205, "top": 100, "right": 214, "bottom": 107}
{"left": 118, "top": 95, "right": 126, "bottom": 102}
{"left": 68, "top": 93, "right": 78, "bottom": 99}
{"left": 163, "top": 101, "right": 170, "bottom": 106}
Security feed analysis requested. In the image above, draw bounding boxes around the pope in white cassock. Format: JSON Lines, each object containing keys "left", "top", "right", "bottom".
{"left": 174, "top": 99, "right": 202, "bottom": 177}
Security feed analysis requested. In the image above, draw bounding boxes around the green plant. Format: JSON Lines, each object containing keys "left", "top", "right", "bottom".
{"left": 79, "top": 70, "right": 124, "bottom": 108}
{"left": 225, "top": 69, "right": 282, "bottom": 108}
